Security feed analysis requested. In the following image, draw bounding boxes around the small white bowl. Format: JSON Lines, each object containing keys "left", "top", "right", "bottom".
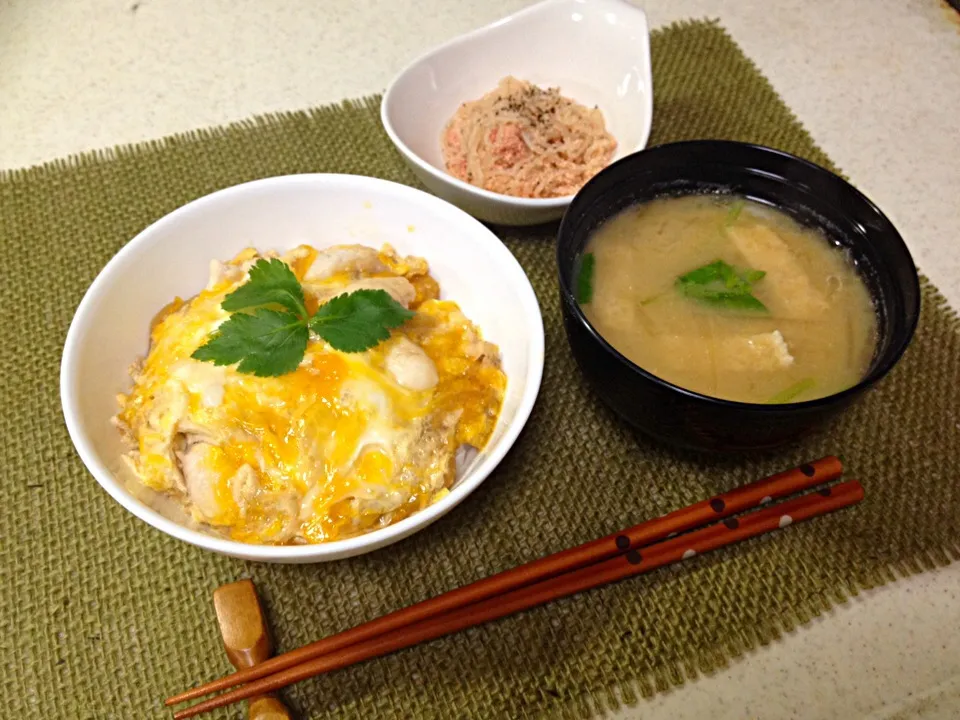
{"left": 60, "top": 175, "right": 544, "bottom": 563}
{"left": 381, "top": 0, "right": 653, "bottom": 226}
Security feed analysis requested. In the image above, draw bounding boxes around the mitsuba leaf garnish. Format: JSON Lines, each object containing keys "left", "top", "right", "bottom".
{"left": 675, "top": 259, "right": 768, "bottom": 313}
{"left": 192, "top": 309, "right": 309, "bottom": 377}
{"left": 310, "top": 290, "right": 415, "bottom": 353}
{"left": 191, "top": 258, "right": 414, "bottom": 377}
{"left": 220, "top": 257, "right": 308, "bottom": 319}
{"left": 576, "top": 252, "right": 596, "bottom": 304}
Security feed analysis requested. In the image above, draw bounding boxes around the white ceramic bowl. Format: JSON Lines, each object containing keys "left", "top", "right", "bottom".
{"left": 61, "top": 175, "right": 544, "bottom": 563}
{"left": 381, "top": 0, "right": 653, "bottom": 227}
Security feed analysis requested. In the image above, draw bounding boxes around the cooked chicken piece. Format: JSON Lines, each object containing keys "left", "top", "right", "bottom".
{"left": 468, "top": 338, "right": 501, "bottom": 364}
{"left": 279, "top": 245, "right": 313, "bottom": 265}
{"left": 256, "top": 494, "right": 300, "bottom": 544}
{"left": 727, "top": 225, "right": 828, "bottom": 319}
{"left": 176, "top": 440, "right": 221, "bottom": 523}
{"left": 310, "top": 275, "right": 417, "bottom": 309}
{"left": 111, "top": 412, "right": 134, "bottom": 444}
{"left": 176, "top": 438, "right": 297, "bottom": 540}
{"left": 127, "top": 382, "right": 190, "bottom": 493}
{"left": 298, "top": 483, "right": 324, "bottom": 522}
{"left": 345, "top": 277, "right": 416, "bottom": 307}
{"left": 385, "top": 337, "right": 439, "bottom": 391}
{"left": 395, "top": 410, "right": 463, "bottom": 494}
{"left": 207, "top": 260, "right": 241, "bottom": 289}
{"left": 230, "top": 464, "right": 261, "bottom": 515}
{"left": 379, "top": 243, "right": 430, "bottom": 277}
{"left": 206, "top": 248, "right": 266, "bottom": 289}
{"left": 304, "top": 244, "right": 386, "bottom": 281}
{"left": 414, "top": 302, "right": 499, "bottom": 362}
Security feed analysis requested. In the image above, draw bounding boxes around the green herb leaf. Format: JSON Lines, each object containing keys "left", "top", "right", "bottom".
{"left": 724, "top": 199, "right": 745, "bottom": 226}
{"left": 193, "top": 259, "right": 417, "bottom": 375}
{"left": 191, "top": 308, "right": 309, "bottom": 377}
{"left": 309, "top": 289, "right": 414, "bottom": 353}
{"left": 675, "top": 259, "right": 768, "bottom": 313}
{"left": 766, "top": 377, "right": 816, "bottom": 404}
{"left": 680, "top": 284, "right": 768, "bottom": 312}
{"left": 677, "top": 260, "right": 727, "bottom": 286}
{"left": 221, "top": 258, "right": 308, "bottom": 319}
{"left": 576, "top": 253, "right": 596, "bottom": 304}
{"left": 714, "top": 293, "right": 768, "bottom": 312}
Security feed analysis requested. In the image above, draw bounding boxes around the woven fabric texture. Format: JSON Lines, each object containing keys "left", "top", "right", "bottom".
{"left": 1, "top": 20, "right": 958, "bottom": 720}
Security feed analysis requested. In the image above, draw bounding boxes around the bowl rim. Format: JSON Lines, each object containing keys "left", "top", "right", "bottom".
{"left": 556, "top": 139, "right": 922, "bottom": 412}
{"left": 380, "top": 0, "right": 651, "bottom": 210}
{"left": 61, "top": 173, "right": 545, "bottom": 561}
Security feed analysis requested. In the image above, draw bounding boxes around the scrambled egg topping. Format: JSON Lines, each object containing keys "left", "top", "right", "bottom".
{"left": 114, "top": 244, "right": 506, "bottom": 544}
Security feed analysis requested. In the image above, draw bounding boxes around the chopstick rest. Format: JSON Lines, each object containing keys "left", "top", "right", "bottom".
{"left": 213, "top": 580, "right": 292, "bottom": 720}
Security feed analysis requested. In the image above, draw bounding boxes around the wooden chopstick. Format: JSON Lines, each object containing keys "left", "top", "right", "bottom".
{"left": 167, "top": 456, "right": 841, "bottom": 708}
{"left": 168, "top": 458, "right": 846, "bottom": 714}
{"left": 172, "top": 478, "right": 864, "bottom": 719}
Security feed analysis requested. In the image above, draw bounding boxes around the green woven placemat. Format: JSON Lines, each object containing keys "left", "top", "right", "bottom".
{"left": 2, "top": 20, "right": 958, "bottom": 720}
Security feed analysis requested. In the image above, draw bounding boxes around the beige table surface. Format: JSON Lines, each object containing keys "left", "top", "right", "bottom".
{"left": 3, "top": 0, "right": 959, "bottom": 718}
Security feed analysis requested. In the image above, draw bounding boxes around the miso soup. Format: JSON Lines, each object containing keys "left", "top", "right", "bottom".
{"left": 578, "top": 195, "right": 878, "bottom": 404}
